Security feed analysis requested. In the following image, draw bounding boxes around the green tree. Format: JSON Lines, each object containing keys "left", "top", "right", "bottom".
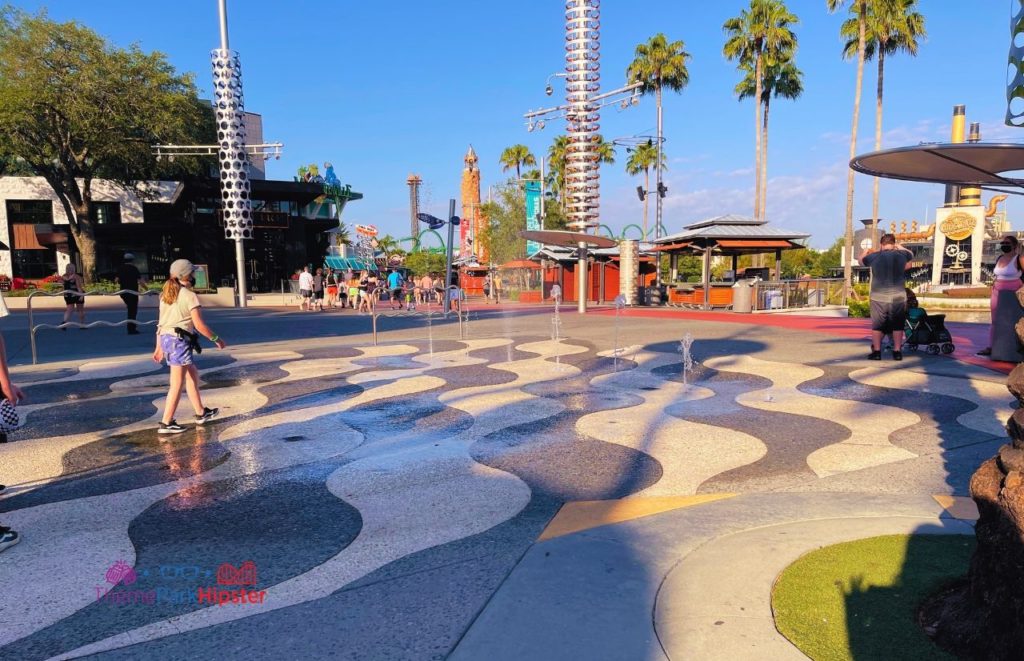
{"left": 627, "top": 33, "right": 691, "bottom": 238}
{"left": 724, "top": 0, "right": 799, "bottom": 222}
{"left": 547, "top": 134, "right": 570, "bottom": 209}
{"left": 479, "top": 185, "right": 526, "bottom": 265}
{"left": 625, "top": 142, "right": 667, "bottom": 240}
{"left": 815, "top": 236, "right": 844, "bottom": 275}
{"left": 498, "top": 144, "right": 536, "bottom": 181}
{"left": 403, "top": 250, "right": 446, "bottom": 277}
{"left": 0, "top": 7, "right": 213, "bottom": 282}
{"left": 828, "top": 0, "right": 869, "bottom": 290}
{"left": 735, "top": 53, "right": 803, "bottom": 221}
{"left": 546, "top": 134, "right": 615, "bottom": 212}
{"left": 841, "top": 0, "right": 925, "bottom": 247}
{"left": 375, "top": 234, "right": 402, "bottom": 265}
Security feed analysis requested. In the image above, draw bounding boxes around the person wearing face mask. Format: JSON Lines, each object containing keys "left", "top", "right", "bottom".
{"left": 977, "top": 235, "right": 1024, "bottom": 360}
{"left": 152, "top": 259, "right": 227, "bottom": 434}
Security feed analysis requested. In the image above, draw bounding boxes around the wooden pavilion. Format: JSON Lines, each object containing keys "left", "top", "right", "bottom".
{"left": 651, "top": 215, "right": 809, "bottom": 309}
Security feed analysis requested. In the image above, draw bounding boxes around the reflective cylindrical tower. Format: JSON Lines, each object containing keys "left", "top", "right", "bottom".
{"left": 564, "top": 0, "right": 600, "bottom": 232}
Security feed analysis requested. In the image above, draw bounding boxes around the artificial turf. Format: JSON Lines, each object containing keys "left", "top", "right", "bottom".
{"left": 771, "top": 534, "right": 975, "bottom": 661}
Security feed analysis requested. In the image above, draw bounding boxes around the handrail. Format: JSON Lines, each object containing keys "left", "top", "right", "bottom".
{"left": 28, "top": 288, "right": 159, "bottom": 365}
{"left": 370, "top": 285, "right": 465, "bottom": 346}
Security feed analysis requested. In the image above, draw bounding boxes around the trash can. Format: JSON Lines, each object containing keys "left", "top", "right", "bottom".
{"left": 732, "top": 280, "right": 753, "bottom": 313}
{"left": 636, "top": 285, "right": 649, "bottom": 306}
{"left": 648, "top": 286, "right": 662, "bottom": 306}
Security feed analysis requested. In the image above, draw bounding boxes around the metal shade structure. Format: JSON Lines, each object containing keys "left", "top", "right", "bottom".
{"left": 850, "top": 142, "right": 1024, "bottom": 188}
{"left": 520, "top": 230, "right": 617, "bottom": 313}
{"left": 520, "top": 230, "right": 617, "bottom": 249}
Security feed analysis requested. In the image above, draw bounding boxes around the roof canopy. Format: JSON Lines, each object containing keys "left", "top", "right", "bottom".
{"left": 520, "top": 230, "right": 618, "bottom": 249}
{"left": 850, "top": 142, "right": 1024, "bottom": 186}
{"left": 653, "top": 214, "right": 809, "bottom": 253}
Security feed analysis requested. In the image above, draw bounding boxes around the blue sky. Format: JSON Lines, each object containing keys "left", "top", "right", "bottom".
{"left": 14, "top": 0, "right": 1019, "bottom": 247}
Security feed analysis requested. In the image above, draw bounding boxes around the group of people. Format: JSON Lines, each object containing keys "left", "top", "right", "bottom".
{"left": 862, "top": 232, "right": 1023, "bottom": 363}
{"left": 57, "top": 253, "right": 150, "bottom": 334}
{"left": 295, "top": 267, "right": 461, "bottom": 313}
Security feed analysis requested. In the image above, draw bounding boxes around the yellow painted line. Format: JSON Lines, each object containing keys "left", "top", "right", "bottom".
{"left": 933, "top": 495, "right": 980, "bottom": 521}
{"left": 538, "top": 494, "right": 737, "bottom": 542}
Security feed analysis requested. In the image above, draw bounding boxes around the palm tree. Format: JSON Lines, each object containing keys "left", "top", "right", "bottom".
{"left": 736, "top": 54, "right": 804, "bottom": 220}
{"left": 627, "top": 33, "right": 691, "bottom": 240}
{"left": 547, "top": 135, "right": 571, "bottom": 209}
{"left": 841, "top": 0, "right": 925, "bottom": 247}
{"left": 828, "top": 0, "right": 869, "bottom": 291}
{"left": 595, "top": 136, "right": 617, "bottom": 165}
{"left": 498, "top": 144, "right": 536, "bottom": 181}
{"left": 375, "top": 234, "right": 400, "bottom": 267}
{"left": 625, "top": 142, "right": 667, "bottom": 240}
{"left": 724, "top": 0, "right": 799, "bottom": 222}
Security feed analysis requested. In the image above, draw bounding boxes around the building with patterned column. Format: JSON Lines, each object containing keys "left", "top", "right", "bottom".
{"left": 460, "top": 146, "right": 487, "bottom": 262}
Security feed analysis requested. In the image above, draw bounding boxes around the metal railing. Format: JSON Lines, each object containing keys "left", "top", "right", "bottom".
{"left": 28, "top": 289, "right": 159, "bottom": 364}
{"left": 370, "top": 286, "right": 467, "bottom": 345}
{"left": 751, "top": 278, "right": 847, "bottom": 312}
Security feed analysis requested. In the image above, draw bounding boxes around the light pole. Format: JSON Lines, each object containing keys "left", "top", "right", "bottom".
{"left": 212, "top": 0, "right": 251, "bottom": 307}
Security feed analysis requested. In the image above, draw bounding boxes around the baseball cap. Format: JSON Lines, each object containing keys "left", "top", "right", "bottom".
{"left": 169, "top": 259, "right": 196, "bottom": 279}
{"left": 123, "top": 252, "right": 134, "bottom": 260}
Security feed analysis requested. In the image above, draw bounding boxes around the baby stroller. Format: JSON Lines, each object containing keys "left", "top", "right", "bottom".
{"left": 903, "top": 306, "right": 955, "bottom": 355}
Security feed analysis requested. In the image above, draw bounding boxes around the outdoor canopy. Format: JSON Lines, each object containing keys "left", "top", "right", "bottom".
{"left": 849, "top": 142, "right": 1024, "bottom": 187}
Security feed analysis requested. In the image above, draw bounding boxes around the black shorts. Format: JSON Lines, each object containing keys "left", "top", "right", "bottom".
{"left": 391, "top": 288, "right": 402, "bottom": 300}
{"left": 300, "top": 289, "right": 312, "bottom": 298}
{"left": 314, "top": 290, "right": 324, "bottom": 300}
{"left": 64, "top": 294, "right": 84, "bottom": 305}
{"left": 870, "top": 298, "right": 907, "bottom": 333}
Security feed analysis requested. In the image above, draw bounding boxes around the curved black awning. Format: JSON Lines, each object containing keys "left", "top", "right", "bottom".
{"left": 850, "top": 142, "right": 1024, "bottom": 187}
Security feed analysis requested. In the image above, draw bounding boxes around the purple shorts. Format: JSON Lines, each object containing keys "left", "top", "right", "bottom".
{"left": 160, "top": 333, "right": 194, "bottom": 367}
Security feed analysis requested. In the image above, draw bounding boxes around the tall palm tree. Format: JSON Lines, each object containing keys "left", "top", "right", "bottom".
{"left": 724, "top": 0, "right": 799, "bottom": 222}
{"left": 625, "top": 142, "right": 667, "bottom": 240}
{"left": 736, "top": 54, "right": 804, "bottom": 220}
{"left": 627, "top": 33, "right": 691, "bottom": 240}
{"left": 842, "top": 0, "right": 925, "bottom": 247}
{"left": 547, "top": 135, "right": 571, "bottom": 210}
{"left": 546, "top": 134, "right": 614, "bottom": 209}
{"left": 828, "top": 0, "right": 869, "bottom": 291}
{"left": 498, "top": 144, "right": 536, "bottom": 181}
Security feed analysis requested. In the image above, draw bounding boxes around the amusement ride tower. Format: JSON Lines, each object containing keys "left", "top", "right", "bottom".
{"left": 564, "top": 0, "right": 601, "bottom": 232}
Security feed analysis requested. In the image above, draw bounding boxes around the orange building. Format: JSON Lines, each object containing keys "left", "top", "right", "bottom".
{"left": 460, "top": 145, "right": 487, "bottom": 263}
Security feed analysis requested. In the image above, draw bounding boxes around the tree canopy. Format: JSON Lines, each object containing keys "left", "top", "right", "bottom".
{"left": 0, "top": 6, "right": 213, "bottom": 281}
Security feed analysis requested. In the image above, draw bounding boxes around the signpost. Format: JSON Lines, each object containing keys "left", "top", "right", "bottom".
{"left": 418, "top": 200, "right": 460, "bottom": 314}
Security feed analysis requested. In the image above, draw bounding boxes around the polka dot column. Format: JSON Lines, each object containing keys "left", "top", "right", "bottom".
{"left": 211, "top": 49, "right": 252, "bottom": 240}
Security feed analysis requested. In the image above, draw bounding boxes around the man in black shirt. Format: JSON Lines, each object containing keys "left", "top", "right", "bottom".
{"left": 860, "top": 234, "right": 913, "bottom": 361}
{"left": 115, "top": 252, "right": 147, "bottom": 335}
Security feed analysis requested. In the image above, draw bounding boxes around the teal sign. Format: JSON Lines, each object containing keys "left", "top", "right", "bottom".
{"left": 525, "top": 181, "right": 542, "bottom": 255}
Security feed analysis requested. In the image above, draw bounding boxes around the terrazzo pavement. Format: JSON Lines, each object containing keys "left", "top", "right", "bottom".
{"left": 0, "top": 305, "right": 1004, "bottom": 660}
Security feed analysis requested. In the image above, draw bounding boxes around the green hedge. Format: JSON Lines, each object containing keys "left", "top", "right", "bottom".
{"left": 848, "top": 300, "right": 870, "bottom": 317}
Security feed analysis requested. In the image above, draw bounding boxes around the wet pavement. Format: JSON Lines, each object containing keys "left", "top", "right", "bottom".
{"left": 0, "top": 307, "right": 1005, "bottom": 659}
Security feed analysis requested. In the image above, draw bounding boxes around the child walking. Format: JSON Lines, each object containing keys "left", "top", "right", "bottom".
{"left": 152, "top": 259, "right": 227, "bottom": 434}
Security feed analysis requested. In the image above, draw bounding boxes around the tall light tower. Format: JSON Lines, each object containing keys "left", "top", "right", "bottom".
{"left": 564, "top": 0, "right": 601, "bottom": 234}
{"left": 523, "top": 0, "right": 638, "bottom": 314}
{"left": 212, "top": 0, "right": 252, "bottom": 307}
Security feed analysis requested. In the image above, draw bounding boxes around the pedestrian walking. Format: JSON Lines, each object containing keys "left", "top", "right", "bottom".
{"left": 418, "top": 273, "right": 433, "bottom": 306}
{"left": 152, "top": 259, "right": 226, "bottom": 435}
{"left": 298, "top": 266, "right": 314, "bottom": 311}
{"left": 0, "top": 292, "right": 26, "bottom": 554}
{"left": 860, "top": 233, "right": 913, "bottom": 361}
{"left": 312, "top": 267, "right": 325, "bottom": 311}
{"left": 387, "top": 269, "right": 405, "bottom": 310}
{"left": 61, "top": 263, "right": 86, "bottom": 329}
{"left": 115, "top": 253, "right": 147, "bottom": 335}
{"left": 325, "top": 268, "right": 339, "bottom": 309}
